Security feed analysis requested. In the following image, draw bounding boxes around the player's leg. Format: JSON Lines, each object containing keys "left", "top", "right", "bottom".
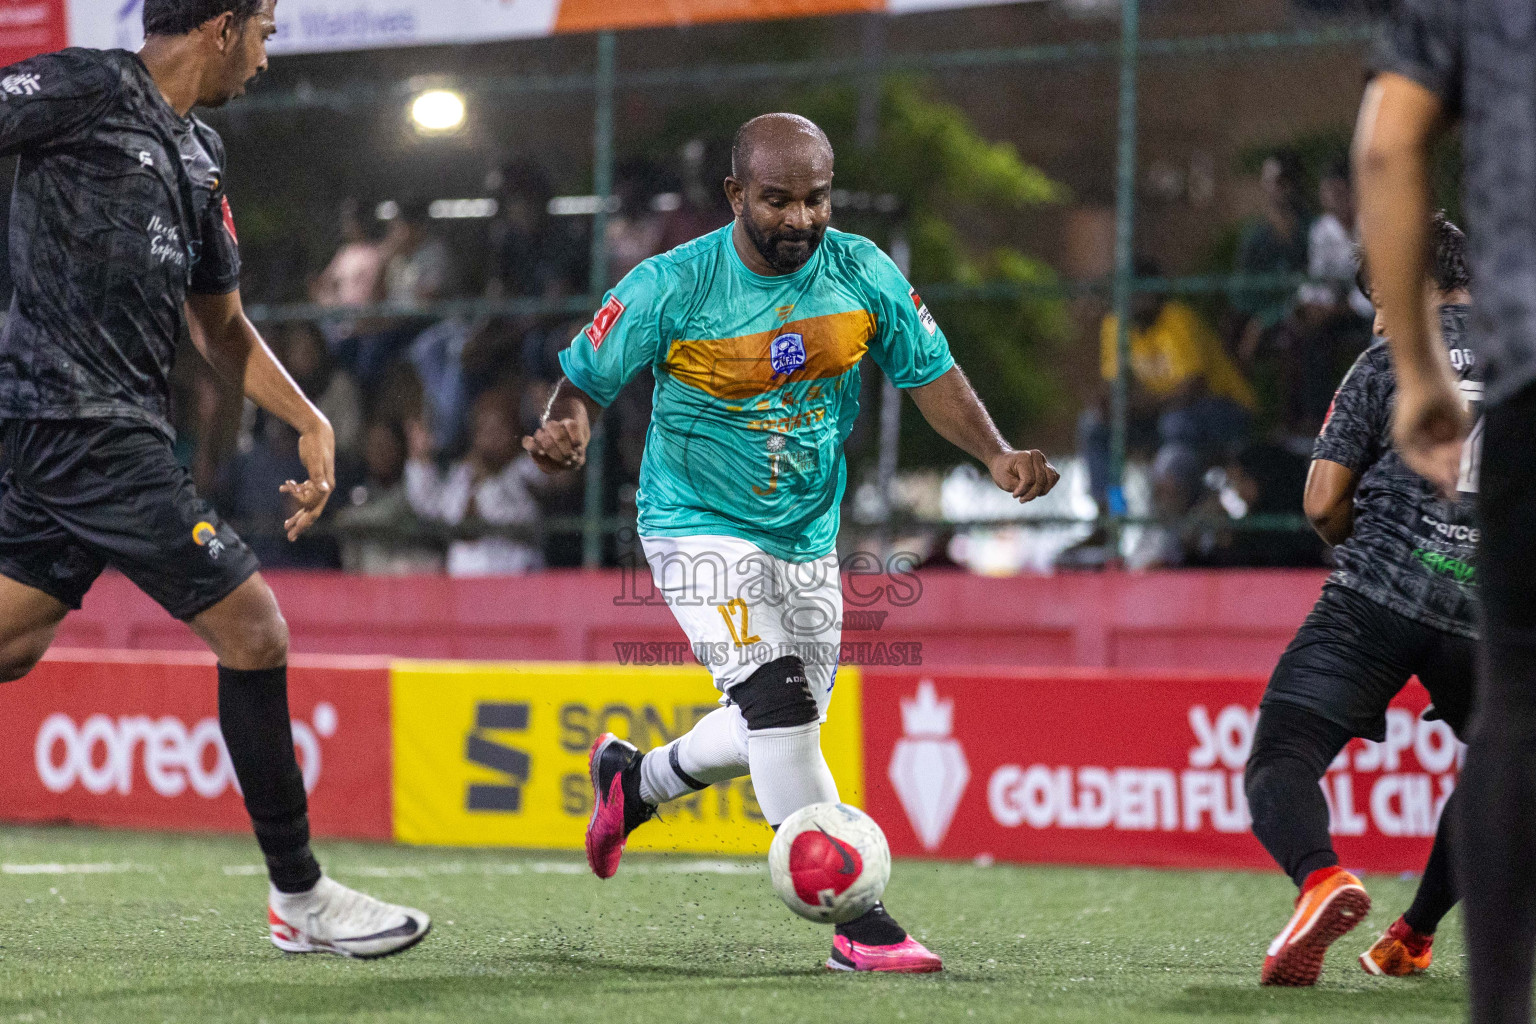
{"left": 588, "top": 537, "right": 844, "bottom": 873}
{"left": 30, "top": 420, "right": 427, "bottom": 959}
{"left": 0, "top": 573, "right": 70, "bottom": 681}
{"left": 187, "top": 576, "right": 429, "bottom": 958}
{"left": 1458, "top": 384, "right": 1536, "bottom": 1024}
{"left": 0, "top": 436, "right": 105, "bottom": 679}
{"left": 1246, "top": 703, "right": 1355, "bottom": 888}
{"left": 1245, "top": 586, "right": 1413, "bottom": 985}
{"left": 1361, "top": 631, "right": 1476, "bottom": 976}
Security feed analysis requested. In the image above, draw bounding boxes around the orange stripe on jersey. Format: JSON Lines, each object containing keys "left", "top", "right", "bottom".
{"left": 662, "top": 309, "right": 875, "bottom": 400}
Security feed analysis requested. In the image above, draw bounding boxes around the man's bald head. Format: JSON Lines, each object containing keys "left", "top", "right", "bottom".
{"left": 730, "top": 113, "right": 834, "bottom": 183}
{"left": 724, "top": 113, "right": 835, "bottom": 275}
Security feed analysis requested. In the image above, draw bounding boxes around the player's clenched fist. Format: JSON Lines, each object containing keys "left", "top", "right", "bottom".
{"left": 989, "top": 448, "right": 1060, "bottom": 503}
{"left": 524, "top": 416, "right": 590, "bottom": 474}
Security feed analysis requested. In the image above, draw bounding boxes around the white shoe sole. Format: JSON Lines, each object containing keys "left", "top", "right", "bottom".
{"left": 270, "top": 918, "right": 432, "bottom": 960}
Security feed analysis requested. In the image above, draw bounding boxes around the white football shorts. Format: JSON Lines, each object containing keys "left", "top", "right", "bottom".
{"left": 641, "top": 534, "right": 843, "bottom": 718}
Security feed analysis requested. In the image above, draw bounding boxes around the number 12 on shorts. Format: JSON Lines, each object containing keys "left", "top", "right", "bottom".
{"left": 718, "top": 598, "right": 762, "bottom": 648}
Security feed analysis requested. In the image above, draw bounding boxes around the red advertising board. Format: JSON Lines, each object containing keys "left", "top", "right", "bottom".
{"left": 0, "top": 0, "right": 65, "bottom": 68}
{"left": 0, "top": 650, "right": 393, "bottom": 840}
{"left": 862, "top": 668, "right": 1459, "bottom": 874}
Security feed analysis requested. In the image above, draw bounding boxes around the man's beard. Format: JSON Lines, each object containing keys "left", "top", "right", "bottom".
{"left": 743, "top": 214, "right": 825, "bottom": 274}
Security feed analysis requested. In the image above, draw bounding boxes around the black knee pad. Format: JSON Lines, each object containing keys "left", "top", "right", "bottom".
{"left": 729, "top": 656, "right": 817, "bottom": 731}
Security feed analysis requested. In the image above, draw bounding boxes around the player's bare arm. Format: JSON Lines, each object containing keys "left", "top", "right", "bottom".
{"left": 907, "top": 365, "right": 1059, "bottom": 503}
{"left": 184, "top": 291, "right": 334, "bottom": 541}
{"left": 1354, "top": 72, "right": 1464, "bottom": 495}
{"left": 524, "top": 375, "right": 603, "bottom": 473}
{"left": 1302, "top": 459, "right": 1360, "bottom": 547}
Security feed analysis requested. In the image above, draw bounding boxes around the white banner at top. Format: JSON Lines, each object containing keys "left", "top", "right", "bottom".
{"left": 59, "top": 0, "right": 1037, "bottom": 58}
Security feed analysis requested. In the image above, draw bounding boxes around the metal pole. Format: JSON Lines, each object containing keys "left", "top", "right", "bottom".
{"left": 582, "top": 30, "right": 617, "bottom": 569}
{"left": 876, "top": 230, "right": 910, "bottom": 560}
{"left": 855, "top": 14, "right": 886, "bottom": 149}
{"left": 1107, "top": 0, "right": 1140, "bottom": 548}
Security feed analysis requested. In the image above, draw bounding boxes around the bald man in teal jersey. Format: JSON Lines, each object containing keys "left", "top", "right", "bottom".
{"left": 526, "top": 113, "right": 1058, "bottom": 974}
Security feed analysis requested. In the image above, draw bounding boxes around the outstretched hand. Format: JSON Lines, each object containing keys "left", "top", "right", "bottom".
{"left": 523, "top": 416, "right": 590, "bottom": 474}
{"left": 990, "top": 449, "right": 1060, "bottom": 503}
{"left": 281, "top": 419, "right": 336, "bottom": 541}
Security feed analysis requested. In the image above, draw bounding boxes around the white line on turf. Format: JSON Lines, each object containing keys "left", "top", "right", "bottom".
{"left": 2, "top": 863, "right": 145, "bottom": 874}
{"left": 219, "top": 860, "right": 765, "bottom": 877}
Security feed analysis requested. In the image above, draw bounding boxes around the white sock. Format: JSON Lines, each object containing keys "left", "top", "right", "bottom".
{"left": 747, "top": 721, "right": 839, "bottom": 827}
{"left": 639, "top": 704, "right": 750, "bottom": 805}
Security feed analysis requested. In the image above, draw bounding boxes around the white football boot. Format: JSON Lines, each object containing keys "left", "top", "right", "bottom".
{"left": 268, "top": 876, "right": 431, "bottom": 959}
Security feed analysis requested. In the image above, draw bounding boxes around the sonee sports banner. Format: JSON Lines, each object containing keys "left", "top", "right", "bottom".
{"left": 0, "top": 653, "right": 1450, "bottom": 876}
{"left": 390, "top": 660, "right": 865, "bottom": 853}
{"left": 860, "top": 668, "right": 1458, "bottom": 874}
{"left": 56, "top": 0, "right": 1035, "bottom": 59}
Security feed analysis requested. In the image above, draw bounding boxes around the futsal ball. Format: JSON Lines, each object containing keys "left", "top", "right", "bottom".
{"left": 768, "top": 802, "right": 891, "bottom": 924}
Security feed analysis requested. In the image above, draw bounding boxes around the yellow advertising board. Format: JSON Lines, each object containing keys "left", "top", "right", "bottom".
{"left": 390, "top": 661, "right": 863, "bottom": 854}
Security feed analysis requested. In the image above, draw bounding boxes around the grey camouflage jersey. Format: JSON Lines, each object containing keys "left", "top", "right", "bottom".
{"left": 1314, "top": 304, "right": 1480, "bottom": 638}
{"left": 0, "top": 48, "right": 240, "bottom": 438}
{"left": 1373, "top": 0, "right": 1536, "bottom": 408}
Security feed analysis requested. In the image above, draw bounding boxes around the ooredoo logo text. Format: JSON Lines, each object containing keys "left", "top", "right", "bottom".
{"left": 34, "top": 704, "right": 338, "bottom": 799}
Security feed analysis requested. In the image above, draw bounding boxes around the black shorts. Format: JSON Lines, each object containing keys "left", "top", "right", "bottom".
{"left": 1262, "top": 582, "right": 1475, "bottom": 742}
{"left": 0, "top": 418, "right": 259, "bottom": 620}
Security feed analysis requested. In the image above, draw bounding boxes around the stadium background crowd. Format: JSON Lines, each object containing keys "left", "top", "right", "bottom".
{"left": 1, "top": 0, "right": 1393, "bottom": 576}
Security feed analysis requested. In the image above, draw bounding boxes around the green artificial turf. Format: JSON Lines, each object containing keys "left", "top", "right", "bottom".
{"left": 0, "top": 825, "right": 1464, "bottom": 1023}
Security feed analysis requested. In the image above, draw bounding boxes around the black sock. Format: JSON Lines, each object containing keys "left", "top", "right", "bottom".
{"left": 1244, "top": 703, "right": 1353, "bottom": 889}
{"left": 835, "top": 902, "right": 907, "bottom": 946}
{"left": 620, "top": 756, "right": 654, "bottom": 835}
{"left": 1404, "top": 786, "right": 1459, "bottom": 935}
{"left": 218, "top": 665, "right": 321, "bottom": 894}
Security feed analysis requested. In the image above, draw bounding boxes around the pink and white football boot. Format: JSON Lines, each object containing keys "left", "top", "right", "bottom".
{"left": 827, "top": 933, "right": 944, "bottom": 973}
{"left": 585, "top": 732, "right": 656, "bottom": 879}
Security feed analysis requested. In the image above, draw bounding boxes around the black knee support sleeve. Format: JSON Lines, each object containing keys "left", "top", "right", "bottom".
{"left": 729, "top": 656, "right": 817, "bottom": 731}
{"left": 1245, "top": 702, "right": 1353, "bottom": 887}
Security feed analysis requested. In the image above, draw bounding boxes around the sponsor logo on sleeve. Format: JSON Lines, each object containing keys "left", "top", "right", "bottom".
{"left": 220, "top": 196, "right": 238, "bottom": 244}
{"left": 585, "top": 295, "right": 626, "bottom": 350}
{"left": 1, "top": 73, "right": 41, "bottom": 98}
{"left": 909, "top": 288, "right": 938, "bottom": 336}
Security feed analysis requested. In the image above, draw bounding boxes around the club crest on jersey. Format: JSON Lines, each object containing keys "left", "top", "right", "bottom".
{"left": 585, "top": 295, "right": 626, "bottom": 350}
{"left": 909, "top": 288, "right": 938, "bottom": 336}
{"left": 770, "top": 332, "right": 806, "bottom": 376}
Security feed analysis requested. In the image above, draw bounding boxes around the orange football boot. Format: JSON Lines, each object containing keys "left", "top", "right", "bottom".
{"left": 1261, "top": 866, "right": 1371, "bottom": 986}
{"left": 1360, "top": 916, "right": 1434, "bottom": 976}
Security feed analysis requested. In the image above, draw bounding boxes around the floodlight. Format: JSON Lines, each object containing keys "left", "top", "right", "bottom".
{"left": 411, "top": 90, "right": 466, "bottom": 134}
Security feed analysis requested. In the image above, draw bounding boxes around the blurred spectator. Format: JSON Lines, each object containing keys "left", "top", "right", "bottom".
{"left": 334, "top": 419, "right": 445, "bottom": 574}
{"left": 486, "top": 161, "right": 587, "bottom": 298}
{"left": 310, "top": 197, "right": 385, "bottom": 309}
{"left": 1279, "top": 161, "right": 1373, "bottom": 434}
{"left": 657, "top": 139, "right": 728, "bottom": 252}
{"left": 1077, "top": 265, "right": 1256, "bottom": 536}
{"left": 1234, "top": 152, "right": 1310, "bottom": 363}
{"left": 215, "top": 414, "right": 342, "bottom": 569}
{"left": 1298, "top": 163, "right": 1373, "bottom": 320}
{"left": 407, "top": 316, "right": 471, "bottom": 454}
{"left": 1186, "top": 441, "right": 1329, "bottom": 568}
{"left": 277, "top": 321, "right": 363, "bottom": 454}
{"left": 382, "top": 197, "right": 454, "bottom": 304}
{"left": 405, "top": 389, "right": 546, "bottom": 576}
{"left": 605, "top": 159, "right": 664, "bottom": 285}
